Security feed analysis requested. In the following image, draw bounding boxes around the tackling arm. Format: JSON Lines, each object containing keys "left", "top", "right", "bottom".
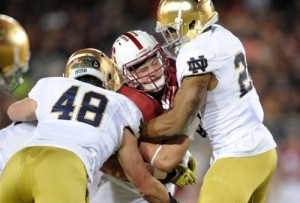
{"left": 116, "top": 128, "right": 171, "bottom": 203}
{"left": 142, "top": 74, "right": 211, "bottom": 139}
{"left": 100, "top": 155, "right": 127, "bottom": 180}
{"left": 139, "top": 135, "right": 191, "bottom": 172}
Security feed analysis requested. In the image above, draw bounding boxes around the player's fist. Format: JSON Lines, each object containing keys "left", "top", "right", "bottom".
{"left": 165, "top": 163, "right": 196, "bottom": 188}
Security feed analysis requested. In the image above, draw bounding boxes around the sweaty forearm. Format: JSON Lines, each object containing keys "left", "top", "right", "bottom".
{"left": 139, "top": 136, "right": 191, "bottom": 172}
{"left": 142, "top": 75, "right": 209, "bottom": 140}
{"left": 142, "top": 113, "right": 184, "bottom": 140}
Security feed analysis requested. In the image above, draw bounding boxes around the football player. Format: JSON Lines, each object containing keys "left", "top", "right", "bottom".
{"left": 91, "top": 30, "right": 198, "bottom": 203}
{"left": 142, "top": 0, "right": 277, "bottom": 203}
{"left": 0, "top": 48, "right": 179, "bottom": 203}
{"left": 0, "top": 14, "right": 35, "bottom": 175}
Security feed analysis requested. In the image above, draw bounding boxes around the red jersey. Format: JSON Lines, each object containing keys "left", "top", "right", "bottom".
{"left": 117, "top": 62, "right": 178, "bottom": 122}
{"left": 118, "top": 85, "right": 164, "bottom": 122}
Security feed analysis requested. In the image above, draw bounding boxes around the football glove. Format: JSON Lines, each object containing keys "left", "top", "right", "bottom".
{"left": 188, "top": 155, "right": 197, "bottom": 173}
{"left": 165, "top": 163, "right": 196, "bottom": 188}
{"left": 181, "top": 151, "right": 197, "bottom": 175}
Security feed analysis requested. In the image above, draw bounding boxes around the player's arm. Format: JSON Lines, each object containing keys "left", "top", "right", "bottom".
{"left": 142, "top": 74, "right": 211, "bottom": 139}
{"left": 139, "top": 135, "right": 191, "bottom": 172}
{"left": 116, "top": 127, "right": 172, "bottom": 203}
{"left": 100, "top": 155, "right": 127, "bottom": 179}
{"left": 7, "top": 97, "right": 37, "bottom": 122}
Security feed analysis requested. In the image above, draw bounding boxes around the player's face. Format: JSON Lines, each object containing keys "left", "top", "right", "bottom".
{"left": 135, "top": 56, "right": 163, "bottom": 85}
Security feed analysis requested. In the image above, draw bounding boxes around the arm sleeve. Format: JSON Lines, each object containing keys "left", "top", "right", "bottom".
{"left": 28, "top": 78, "right": 51, "bottom": 120}
{"left": 121, "top": 97, "right": 144, "bottom": 139}
{"left": 176, "top": 43, "right": 218, "bottom": 85}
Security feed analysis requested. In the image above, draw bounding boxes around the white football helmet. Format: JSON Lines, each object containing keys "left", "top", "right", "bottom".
{"left": 0, "top": 14, "right": 30, "bottom": 93}
{"left": 111, "top": 30, "right": 169, "bottom": 92}
{"left": 156, "top": 0, "right": 219, "bottom": 59}
{"left": 65, "top": 48, "right": 121, "bottom": 91}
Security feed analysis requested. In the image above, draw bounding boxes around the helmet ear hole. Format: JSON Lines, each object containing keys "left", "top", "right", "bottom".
{"left": 189, "top": 20, "right": 196, "bottom": 30}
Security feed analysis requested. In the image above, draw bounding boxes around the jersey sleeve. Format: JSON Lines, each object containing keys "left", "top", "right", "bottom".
{"left": 27, "top": 77, "right": 59, "bottom": 120}
{"left": 176, "top": 40, "right": 219, "bottom": 85}
{"left": 28, "top": 78, "right": 49, "bottom": 100}
{"left": 119, "top": 96, "right": 144, "bottom": 139}
{"left": 0, "top": 123, "right": 14, "bottom": 145}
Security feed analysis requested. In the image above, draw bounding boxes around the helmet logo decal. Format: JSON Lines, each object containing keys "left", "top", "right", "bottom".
{"left": 124, "top": 32, "right": 143, "bottom": 50}
{"left": 70, "top": 58, "right": 79, "bottom": 65}
{"left": 187, "top": 55, "right": 208, "bottom": 73}
{"left": 92, "top": 60, "right": 100, "bottom": 68}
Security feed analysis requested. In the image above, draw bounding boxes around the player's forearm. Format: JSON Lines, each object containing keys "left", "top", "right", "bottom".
{"left": 154, "top": 136, "right": 191, "bottom": 172}
{"left": 142, "top": 75, "right": 209, "bottom": 140}
{"left": 139, "top": 136, "right": 191, "bottom": 172}
{"left": 101, "top": 155, "right": 127, "bottom": 179}
{"left": 7, "top": 98, "right": 37, "bottom": 122}
{"left": 140, "top": 178, "right": 170, "bottom": 203}
{"left": 142, "top": 113, "right": 185, "bottom": 140}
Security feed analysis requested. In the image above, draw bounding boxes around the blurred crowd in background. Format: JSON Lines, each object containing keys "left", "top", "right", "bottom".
{"left": 0, "top": 0, "right": 299, "bottom": 202}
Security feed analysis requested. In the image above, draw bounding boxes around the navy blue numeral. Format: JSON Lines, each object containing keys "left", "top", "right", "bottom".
{"left": 77, "top": 92, "right": 108, "bottom": 127}
{"left": 51, "top": 86, "right": 78, "bottom": 120}
{"left": 51, "top": 86, "right": 108, "bottom": 127}
{"left": 234, "top": 52, "right": 253, "bottom": 98}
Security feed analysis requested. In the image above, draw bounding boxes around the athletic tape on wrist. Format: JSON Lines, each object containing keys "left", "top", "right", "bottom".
{"left": 150, "top": 145, "right": 162, "bottom": 167}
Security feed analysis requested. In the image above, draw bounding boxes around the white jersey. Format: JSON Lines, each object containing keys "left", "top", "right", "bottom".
{"left": 0, "top": 122, "right": 36, "bottom": 175}
{"left": 26, "top": 77, "right": 143, "bottom": 183}
{"left": 176, "top": 24, "right": 276, "bottom": 160}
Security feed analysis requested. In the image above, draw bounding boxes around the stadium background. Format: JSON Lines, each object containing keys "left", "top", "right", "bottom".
{"left": 0, "top": 0, "right": 299, "bottom": 202}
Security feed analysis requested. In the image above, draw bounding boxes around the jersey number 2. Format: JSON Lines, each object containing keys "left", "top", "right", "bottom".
{"left": 234, "top": 52, "right": 253, "bottom": 98}
{"left": 51, "top": 85, "right": 108, "bottom": 127}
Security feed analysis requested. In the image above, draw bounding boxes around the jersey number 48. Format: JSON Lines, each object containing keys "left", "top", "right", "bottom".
{"left": 51, "top": 85, "right": 108, "bottom": 127}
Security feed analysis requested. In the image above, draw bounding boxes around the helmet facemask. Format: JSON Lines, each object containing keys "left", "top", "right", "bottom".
{"left": 112, "top": 30, "right": 170, "bottom": 93}
{"left": 122, "top": 45, "right": 169, "bottom": 93}
{"left": 156, "top": 22, "right": 183, "bottom": 60}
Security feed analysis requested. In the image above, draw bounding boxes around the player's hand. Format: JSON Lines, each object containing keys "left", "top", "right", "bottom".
{"left": 165, "top": 163, "right": 196, "bottom": 188}
{"left": 187, "top": 155, "right": 197, "bottom": 173}
{"left": 161, "top": 85, "right": 178, "bottom": 109}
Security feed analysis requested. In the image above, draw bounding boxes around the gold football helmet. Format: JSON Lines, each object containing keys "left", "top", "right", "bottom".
{"left": 65, "top": 48, "right": 121, "bottom": 91}
{"left": 0, "top": 14, "right": 30, "bottom": 93}
{"left": 156, "top": 0, "right": 218, "bottom": 59}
